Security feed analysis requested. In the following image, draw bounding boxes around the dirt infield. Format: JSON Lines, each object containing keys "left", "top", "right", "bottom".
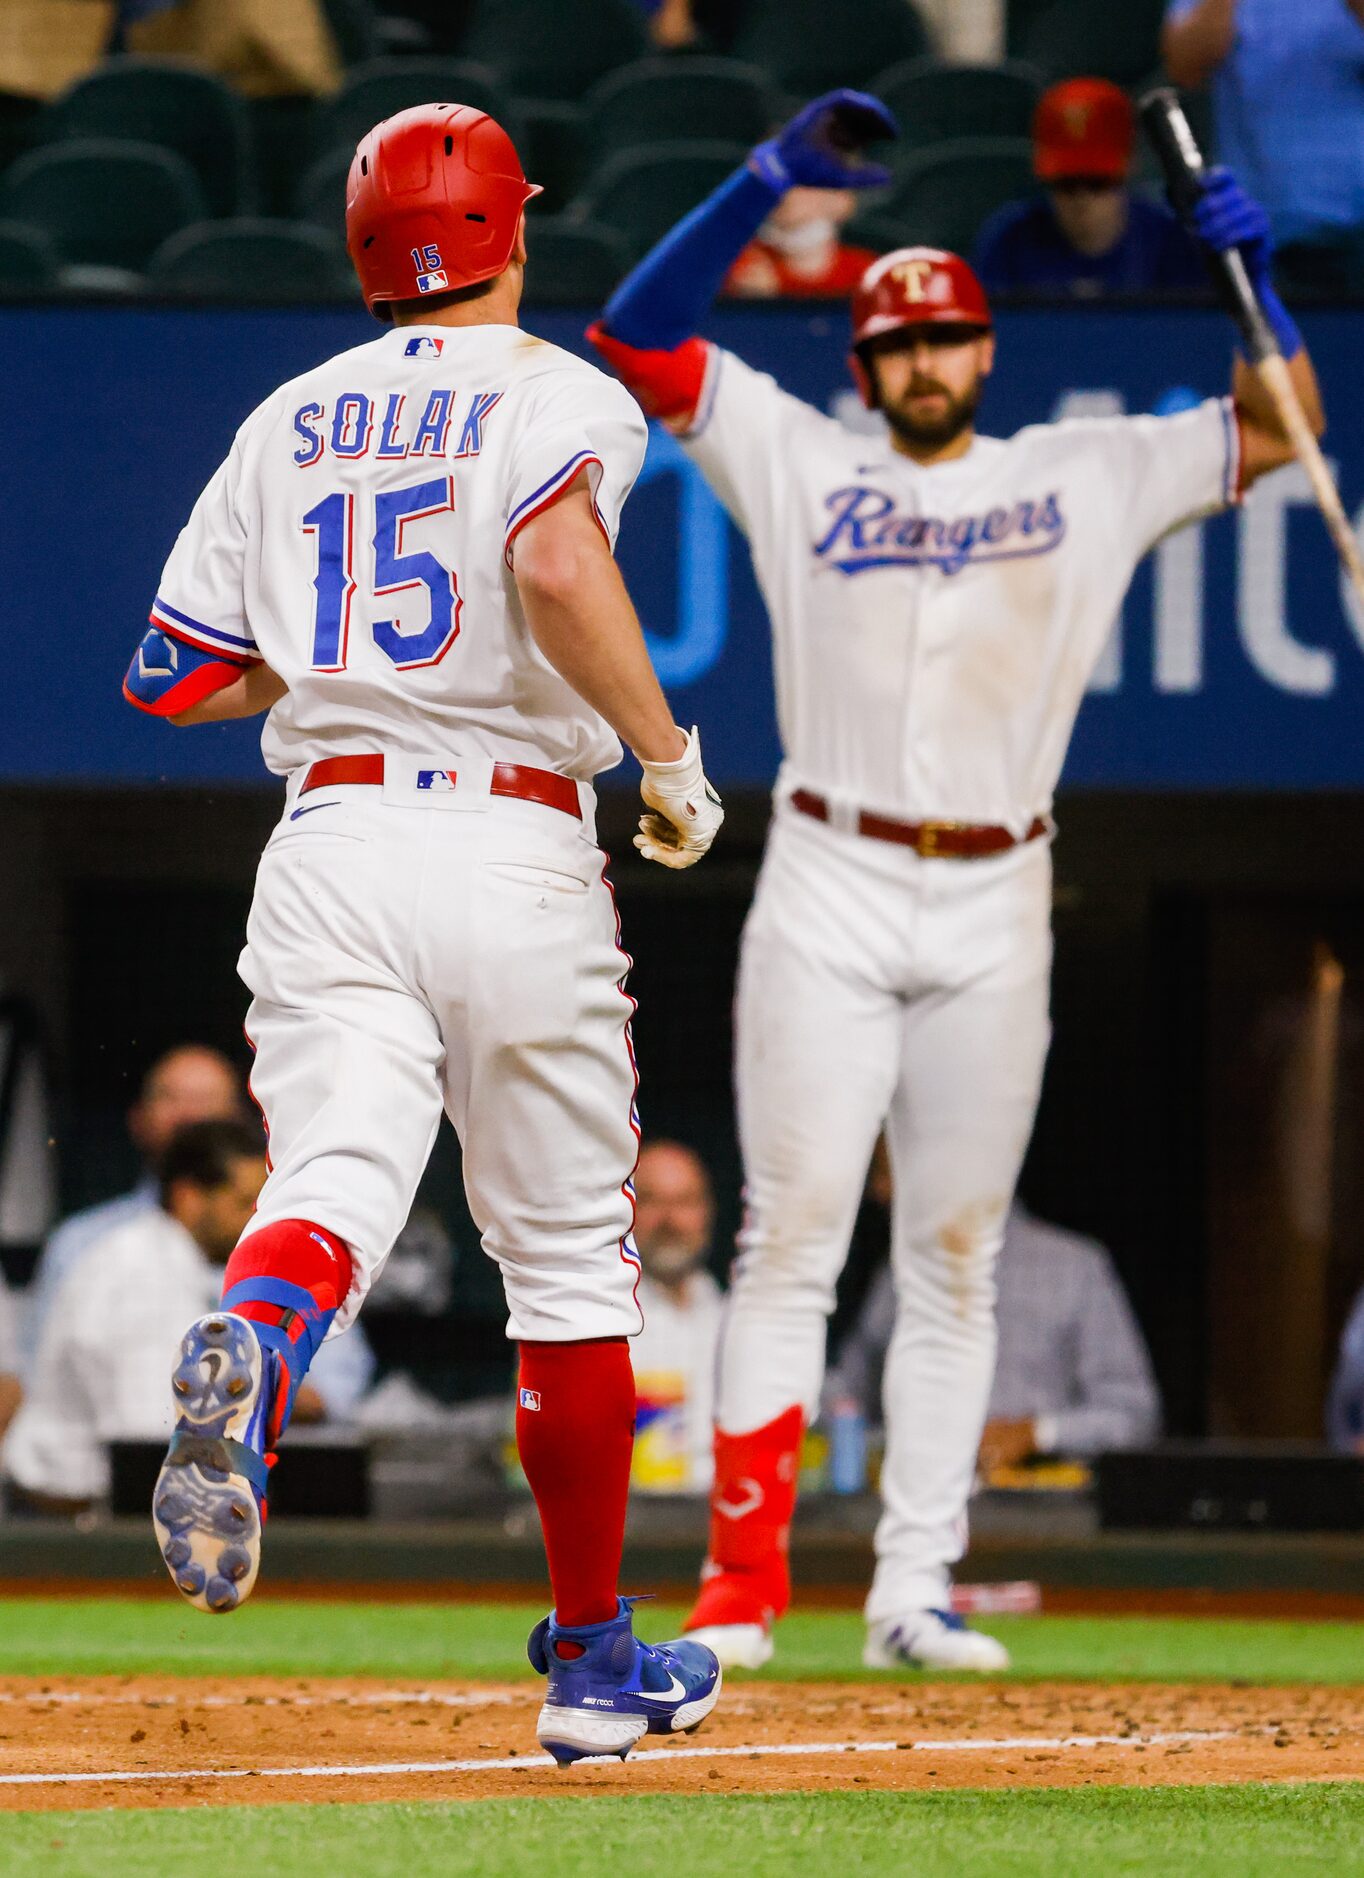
{"left": 2, "top": 1676, "right": 1360, "bottom": 1811}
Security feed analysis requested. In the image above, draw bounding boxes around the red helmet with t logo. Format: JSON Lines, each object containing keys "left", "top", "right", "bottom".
{"left": 848, "top": 247, "right": 992, "bottom": 407}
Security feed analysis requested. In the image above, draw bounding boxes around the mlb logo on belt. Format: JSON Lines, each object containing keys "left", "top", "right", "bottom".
{"left": 417, "top": 769, "right": 458, "bottom": 791}
{"left": 519, "top": 1388, "right": 541, "bottom": 1412}
{"left": 403, "top": 335, "right": 444, "bottom": 358}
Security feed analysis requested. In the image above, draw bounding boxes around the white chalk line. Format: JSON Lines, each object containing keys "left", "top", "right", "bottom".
{"left": 0, "top": 1726, "right": 1249, "bottom": 1789}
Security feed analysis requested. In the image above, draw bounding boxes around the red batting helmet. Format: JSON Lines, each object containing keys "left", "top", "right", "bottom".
{"left": 346, "top": 103, "right": 541, "bottom": 315}
{"left": 848, "top": 247, "right": 991, "bottom": 408}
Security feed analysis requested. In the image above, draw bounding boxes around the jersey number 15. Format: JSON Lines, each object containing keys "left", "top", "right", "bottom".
{"left": 302, "top": 474, "right": 461, "bottom": 673}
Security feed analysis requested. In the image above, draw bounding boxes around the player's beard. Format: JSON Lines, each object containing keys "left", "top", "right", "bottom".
{"left": 881, "top": 374, "right": 983, "bottom": 451}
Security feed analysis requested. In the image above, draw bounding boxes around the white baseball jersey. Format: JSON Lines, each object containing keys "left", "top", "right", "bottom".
{"left": 151, "top": 323, "right": 648, "bottom": 781}
{"left": 683, "top": 346, "right": 1240, "bottom": 831}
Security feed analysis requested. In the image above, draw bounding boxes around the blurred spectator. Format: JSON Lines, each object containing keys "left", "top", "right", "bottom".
{"left": 0, "top": 989, "right": 56, "bottom": 1257}
{"left": 1163, "top": 0, "right": 1364, "bottom": 255}
{"left": 915, "top": 0, "right": 1005, "bottom": 62}
{"left": 974, "top": 78, "right": 1207, "bottom": 298}
{"left": 828, "top": 1202, "right": 1161, "bottom": 1469}
{"left": 0, "top": 1, "right": 113, "bottom": 104}
{"left": 0, "top": 1275, "right": 20, "bottom": 1445}
{"left": 126, "top": 0, "right": 341, "bottom": 96}
{"left": 5, "top": 1120, "right": 273, "bottom": 1508}
{"left": 1326, "top": 1282, "right": 1364, "bottom": 1451}
{"left": 629, "top": 0, "right": 702, "bottom": 49}
{"left": 727, "top": 186, "right": 879, "bottom": 300}
{"left": 25, "top": 1043, "right": 243, "bottom": 1362}
{"left": 630, "top": 1140, "right": 724, "bottom": 1492}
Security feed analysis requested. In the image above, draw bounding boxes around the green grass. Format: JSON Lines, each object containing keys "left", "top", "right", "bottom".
{"left": 1, "top": 1598, "right": 1363, "bottom": 1684}
{"left": 8, "top": 1788, "right": 1364, "bottom": 1877}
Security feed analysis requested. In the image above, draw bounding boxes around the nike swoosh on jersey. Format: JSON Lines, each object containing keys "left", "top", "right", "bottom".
{"left": 289, "top": 801, "right": 339, "bottom": 821}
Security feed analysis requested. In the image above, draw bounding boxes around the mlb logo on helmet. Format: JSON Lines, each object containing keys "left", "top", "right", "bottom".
{"left": 411, "top": 242, "right": 448, "bottom": 293}
{"left": 403, "top": 335, "right": 444, "bottom": 358}
{"left": 417, "top": 768, "right": 459, "bottom": 791}
{"left": 519, "top": 1388, "right": 541, "bottom": 1411}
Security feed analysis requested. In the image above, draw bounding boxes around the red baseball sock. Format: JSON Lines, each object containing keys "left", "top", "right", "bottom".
{"left": 686, "top": 1404, "right": 805, "bottom": 1631}
{"left": 517, "top": 1338, "right": 634, "bottom": 1631}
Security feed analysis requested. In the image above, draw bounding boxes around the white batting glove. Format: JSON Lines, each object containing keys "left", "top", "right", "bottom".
{"left": 635, "top": 725, "right": 724, "bottom": 870}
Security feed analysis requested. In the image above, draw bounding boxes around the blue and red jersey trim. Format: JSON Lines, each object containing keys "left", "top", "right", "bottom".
{"left": 504, "top": 452, "right": 609, "bottom": 566}
{"left": 150, "top": 594, "right": 259, "bottom": 659}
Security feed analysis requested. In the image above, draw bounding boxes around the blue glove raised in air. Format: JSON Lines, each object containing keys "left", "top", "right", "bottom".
{"left": 749, "top": 89, "right": 899, "bottom": 194}
{"left": 1190, "top": 166, "right": 1302, "bottom": 357}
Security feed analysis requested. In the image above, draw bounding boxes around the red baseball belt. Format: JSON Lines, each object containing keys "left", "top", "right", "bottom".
{"left": 298, "top": 754, "right": 582, "bottom": 821}
{"left": 790, "top": 788, "right": 1048, "bottom": 859}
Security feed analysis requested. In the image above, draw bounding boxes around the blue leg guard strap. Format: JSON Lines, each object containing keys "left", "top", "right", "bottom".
{"left": 220, "top": 1275, "right": 337, "bottom": 1427}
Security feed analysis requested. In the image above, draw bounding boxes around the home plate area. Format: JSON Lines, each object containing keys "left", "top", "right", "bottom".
{"left": 2, "top": 1676, "right": 1360, "bottom": 1811}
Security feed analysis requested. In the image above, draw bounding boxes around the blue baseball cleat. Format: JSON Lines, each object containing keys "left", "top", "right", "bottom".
{"left": 152, "top": 1312, "right": 277, "bottom": 1615}
{"left": 529, "top": 1596, "right": 722, "bottom": 1764}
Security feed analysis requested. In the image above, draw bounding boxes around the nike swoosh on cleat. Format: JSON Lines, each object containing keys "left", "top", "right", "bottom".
{"left": 290, "top": 801, "right": 338, "bottom": 821}
{"left": 638, "top": 1673, "right": 688, "bottom": 1704}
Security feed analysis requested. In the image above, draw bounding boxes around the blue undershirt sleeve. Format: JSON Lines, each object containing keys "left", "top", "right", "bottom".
{"left": 601, "top": 163, "right": 784, "bottom": 351}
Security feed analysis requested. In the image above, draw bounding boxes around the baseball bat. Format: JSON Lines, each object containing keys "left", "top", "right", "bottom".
{"left": 1140, "top": 87, "right": 1364, "bottom": 612}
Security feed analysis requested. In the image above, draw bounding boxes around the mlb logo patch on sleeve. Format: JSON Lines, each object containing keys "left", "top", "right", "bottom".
{"left": 519, "top": 1388, "right": 541, "bottom": 1412}
{"left": 403, "top": 335, "right": 444, "bottom": 358}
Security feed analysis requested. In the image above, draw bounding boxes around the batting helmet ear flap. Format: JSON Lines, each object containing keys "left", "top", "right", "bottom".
{"left": 849, "top": 348, "right": 877, "bottom": 410}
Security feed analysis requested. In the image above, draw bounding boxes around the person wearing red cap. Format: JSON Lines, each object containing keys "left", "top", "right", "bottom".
{"left": 122, "top": 102, "right": 725, "bottom": 1764}
{"left": 974, "top": 77, "right": 1206, "bottom": 298}
{"left": 589, "top": 91, "right": 1323, "bottom": 1676}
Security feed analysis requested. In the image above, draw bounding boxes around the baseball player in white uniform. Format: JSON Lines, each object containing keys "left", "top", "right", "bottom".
{"left": 590, "top": 90, "right": 1325, "bottom": 1670}
{"left": 122, "top": 103, "right": 724, "bottom": 1764}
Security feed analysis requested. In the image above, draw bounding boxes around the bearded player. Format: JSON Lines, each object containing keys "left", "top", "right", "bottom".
{"left": 123, "top": 104, "right": 724, "bottom": 1763}
{"left": 590, "top": 91, "right": 1323, "bottom": 1670}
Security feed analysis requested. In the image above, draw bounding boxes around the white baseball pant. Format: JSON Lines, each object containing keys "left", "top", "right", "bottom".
{"left": 716, "top": 803, "right": 1053, "bottom": 1620}
{"left": 237, "top": 756, "right": 643, "bottom": 1343}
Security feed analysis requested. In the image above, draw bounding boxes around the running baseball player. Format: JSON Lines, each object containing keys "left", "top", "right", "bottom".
{"left": 123, "top": 104, "right": 724, "bottom": 1764}
{"left": 590, "top": 91, "right": 1324, "bottom": 1671}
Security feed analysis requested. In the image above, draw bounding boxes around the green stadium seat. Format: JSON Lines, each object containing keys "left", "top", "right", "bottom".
{"left": 570, "top": 141, "right": 748, "bottom": 262}
{"left": 519, "top": 102, "right": 587, "bottom": 215}
{"left": 319, "top": 0, "right": 381, "bottom": 66}
{"left": 882, "top": 137, "right": 1036, "bottom": 256}
{"left": 294, "top": 146, "right": 354, "bottom": 246}
{"left": 584, "top": 58, "right": 774, "bottom": 173}
{"left": 0, "top": 219, "right": 58, "bottom": 292}
{"left": 731, "top": 0, "right": 929, "bottom": 99}
{"left": 523, "top": 218, "right": 632, "bottom": 304}
{"left": 44, "top": 58, "right": 251, "bottom": 219}
{"left": 0, "top": 92, "right": 42, "bottom": 178}
{"left": 1006, "top": 0, "right": 1166, "bottom": 87}
{"left": 0, "top": 140, "right": 207, "bottom": 271}
{"left": 460, "top": 0, "right": 650, "bottom": 104}
{"left": 147, "top": 219, "right": 356, "bottom": 303}
{"left": 874, "top": 58, "right": 1044, "bottom": 153}
{"left": 313, "top": 57, "right": 516, "bottom": 162}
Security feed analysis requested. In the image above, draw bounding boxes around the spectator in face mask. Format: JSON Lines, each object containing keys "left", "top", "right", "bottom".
{"left": 727, "top": 184, "right": 880, "bottom": 300}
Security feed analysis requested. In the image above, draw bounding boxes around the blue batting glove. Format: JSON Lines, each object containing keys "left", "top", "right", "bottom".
{"left": 1190, "top": 167, "right": 1272, "bottom": 283}
{"left": 1189, "top": 165, "right": 1302, "bottom": 359}
{"left": 749, "top": 89, "right": 899, "bottom": 194}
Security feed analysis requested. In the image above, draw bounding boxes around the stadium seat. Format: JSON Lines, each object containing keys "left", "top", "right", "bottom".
{"left": 519, "top": 103, "right": 587, "bottom": 215}
{"left": 1006, "top": 0, "right": 1167, "bottom": 87}
{"left": 0, "top": 141, "right": 207, "bottom": 272}
{"left": 570, "top": 141, "right": 749, "bottom": 262}
{"left": 523, "top": 218, "right": 632, "bottom": 304}
{"left": 584, "top": 58, "right": 774, "bottom": 173}
{"left": 0, "top": 92, "right": 41, "bottom": 178}
{"left": 460, "top": 0, "right": 650, "bottom": 103}
{"left": 43, "top": 59, "right": 252, "bottom": 220}
{"left": 294, "top": 146, "right": 354, "bottom": 246}
{"left": 147, "top": 220, "right": 357, "bottom": 303}
{"left": 730, "top": 0, "right": 930, "bottom": 99}
{"left": 882, "top": 138, "right": 1036, "bottom": 256}
{"left": 0, "top": 219, "right": 57, "bottom": 292}
{"left": 320, "top": 0, "right": 382, "bottom": 65}
{"left": 313, "top": 57, "right": 516, "bottom": 161}
{"left": 874, "top": 59, "right": 1044, "bottom": 153}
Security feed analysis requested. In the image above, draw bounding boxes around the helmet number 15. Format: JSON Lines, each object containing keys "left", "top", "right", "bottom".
{"left": 302, "top": 474, "right": 462, "bottom": 673}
